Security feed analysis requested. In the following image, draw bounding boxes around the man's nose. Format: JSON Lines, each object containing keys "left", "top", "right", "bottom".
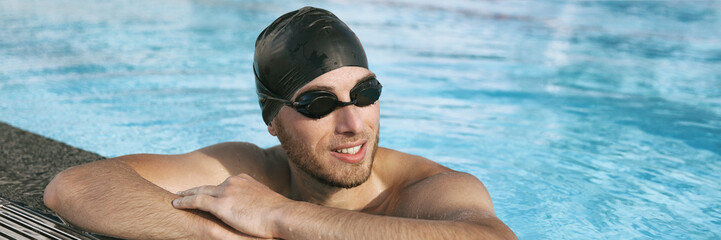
{"left": 334, "top": 105, "right": 363, "bottom": 135}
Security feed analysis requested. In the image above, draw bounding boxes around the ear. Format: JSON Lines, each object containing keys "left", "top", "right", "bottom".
{"left": 267, "top": 121, "right": 277, "bottom": 136}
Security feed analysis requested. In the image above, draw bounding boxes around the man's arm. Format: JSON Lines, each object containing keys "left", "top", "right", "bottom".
{"left": 276, "top": 171, "right": 515, "bottom": 239}
{"left": 173, "top": 171, "right": 516, "bottom": 239}
{"left": 43, "top": 142, "right": 265, "bottom": 239}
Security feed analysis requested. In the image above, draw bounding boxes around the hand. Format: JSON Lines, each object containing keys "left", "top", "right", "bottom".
{"left": 172, "top": 174, "right": 290, "bottom": 239}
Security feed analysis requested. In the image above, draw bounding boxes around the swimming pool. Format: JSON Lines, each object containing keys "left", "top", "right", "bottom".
{"left": 1, "top": 0, "right": 720, "bottom": 238}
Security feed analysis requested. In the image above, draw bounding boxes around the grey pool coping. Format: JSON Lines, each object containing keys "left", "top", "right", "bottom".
{"left": 0, "top": 121, "right": 105, "bottom": 215}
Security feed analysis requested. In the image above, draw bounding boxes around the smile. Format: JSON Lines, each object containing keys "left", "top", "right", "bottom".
{"left": 334, "top": 144, "right": 362, "bottom": 155}
{"left": 330, "top": 142, "right": 367, "bottom": 164}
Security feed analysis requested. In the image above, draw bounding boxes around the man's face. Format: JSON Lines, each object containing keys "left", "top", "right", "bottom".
{"left": 270, "top": 66, "right": 380, "bottom": 189}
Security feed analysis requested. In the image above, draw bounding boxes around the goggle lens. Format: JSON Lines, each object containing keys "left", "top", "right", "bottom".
{"left": 305, "top": 96, "right": 338, "bottom": 116}
{"left": 355, "top": 87, "right": 381, "bottom": 106}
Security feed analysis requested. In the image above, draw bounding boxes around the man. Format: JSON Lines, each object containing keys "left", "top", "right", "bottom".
{"left": 44, "top": 7, "right": 515, "bottom": 239}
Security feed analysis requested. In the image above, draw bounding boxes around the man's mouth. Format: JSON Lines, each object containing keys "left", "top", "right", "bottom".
{"left": 333, "top": 144, "right": 362, "bottom": 155}
{"left": 330, "top": 142, "right": 367, "bottom": 164}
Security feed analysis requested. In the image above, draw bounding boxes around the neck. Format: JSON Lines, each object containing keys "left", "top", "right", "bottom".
{"left": 287, "top": 162, "right": 385, "bottom": 211}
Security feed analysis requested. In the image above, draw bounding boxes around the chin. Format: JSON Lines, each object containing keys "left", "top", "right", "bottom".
{"left": 315, "top": 153, "right": 374, "bottom": 189}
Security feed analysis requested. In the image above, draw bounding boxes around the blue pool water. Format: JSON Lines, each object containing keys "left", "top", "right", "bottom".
{"left": 2, "top": 0, "right": 720, "bottom": 239}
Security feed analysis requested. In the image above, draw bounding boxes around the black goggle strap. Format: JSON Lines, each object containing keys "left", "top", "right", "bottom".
{"left": 257, "top": 92, "right": 299, "bottom": 107}
{"left": 256, "top": 79, "right": 299, "bottom": 107}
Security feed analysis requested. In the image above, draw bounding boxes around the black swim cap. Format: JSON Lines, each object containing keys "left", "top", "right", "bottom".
{"left": 254, "top": 7, "right": 369, "bottom": 125}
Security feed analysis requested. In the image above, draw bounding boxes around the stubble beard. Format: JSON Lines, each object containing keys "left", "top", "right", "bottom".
{"left": 275, "top": 121, "right": 379, "bottom": 189}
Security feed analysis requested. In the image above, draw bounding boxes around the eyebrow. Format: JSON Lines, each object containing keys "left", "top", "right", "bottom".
{"left": 302, "top": 72, "right": 376, "bottom": 93}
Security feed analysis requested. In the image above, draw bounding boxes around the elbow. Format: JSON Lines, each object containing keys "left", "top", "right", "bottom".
{"left": 44, "top": 171, "right": 63, "bottom": 211}
{"left": 44, "top": 168, "right": 75, "bottom": 211}
{"left": 43, "top": 184, "right": 58, "bottom": 211}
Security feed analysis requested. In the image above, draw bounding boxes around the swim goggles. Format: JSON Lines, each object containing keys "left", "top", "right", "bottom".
{"left": 258, "top": 78, "right": 382, "bottom": 119}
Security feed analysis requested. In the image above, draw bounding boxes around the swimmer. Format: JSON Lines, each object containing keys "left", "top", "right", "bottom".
{"left": 44, "top": 7, "right": 515, "bottom": 239}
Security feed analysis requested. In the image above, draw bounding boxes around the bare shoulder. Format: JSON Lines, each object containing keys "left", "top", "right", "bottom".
{"left": 378, "top": 148, "right": 458, "bottom": 189}
{"left": 376, "top": 147, "right": 453, "bottom": 187}
{"left": 378, "top": 148, "right": 495, "bottom": 221}
{"left": 187, "top": 141, "right": 269, "bottom": 175}
{"left": 120, "top": 142, "right": 275, "bottom": 193}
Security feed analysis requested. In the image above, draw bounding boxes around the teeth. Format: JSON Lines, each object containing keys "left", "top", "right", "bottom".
{"left": 335, "top": 145, "right": 362, "bottom": 155}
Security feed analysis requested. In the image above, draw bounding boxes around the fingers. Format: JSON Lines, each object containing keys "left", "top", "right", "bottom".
{"left": 172, "top": 194, "right": 214, "bottom": 211}
{"left": 173, "top": 185, "right": 220, "bottom": 211}
{"left": 172, "top": 175, "right": 258, "bottom": 211}
{"left": 177, "top": 185, "right": 219, "bottom": 197}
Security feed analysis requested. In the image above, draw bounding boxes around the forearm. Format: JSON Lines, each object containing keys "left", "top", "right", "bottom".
{"left": 44, "top": 159, "right": 218, "bottom": 239}
{"left": 274, "top": 201, "right": 515, "bottom": 240}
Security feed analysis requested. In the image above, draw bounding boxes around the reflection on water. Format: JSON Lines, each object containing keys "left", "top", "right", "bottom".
{"left": 1, "top": 0, "right": 720, "bottom": 238}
